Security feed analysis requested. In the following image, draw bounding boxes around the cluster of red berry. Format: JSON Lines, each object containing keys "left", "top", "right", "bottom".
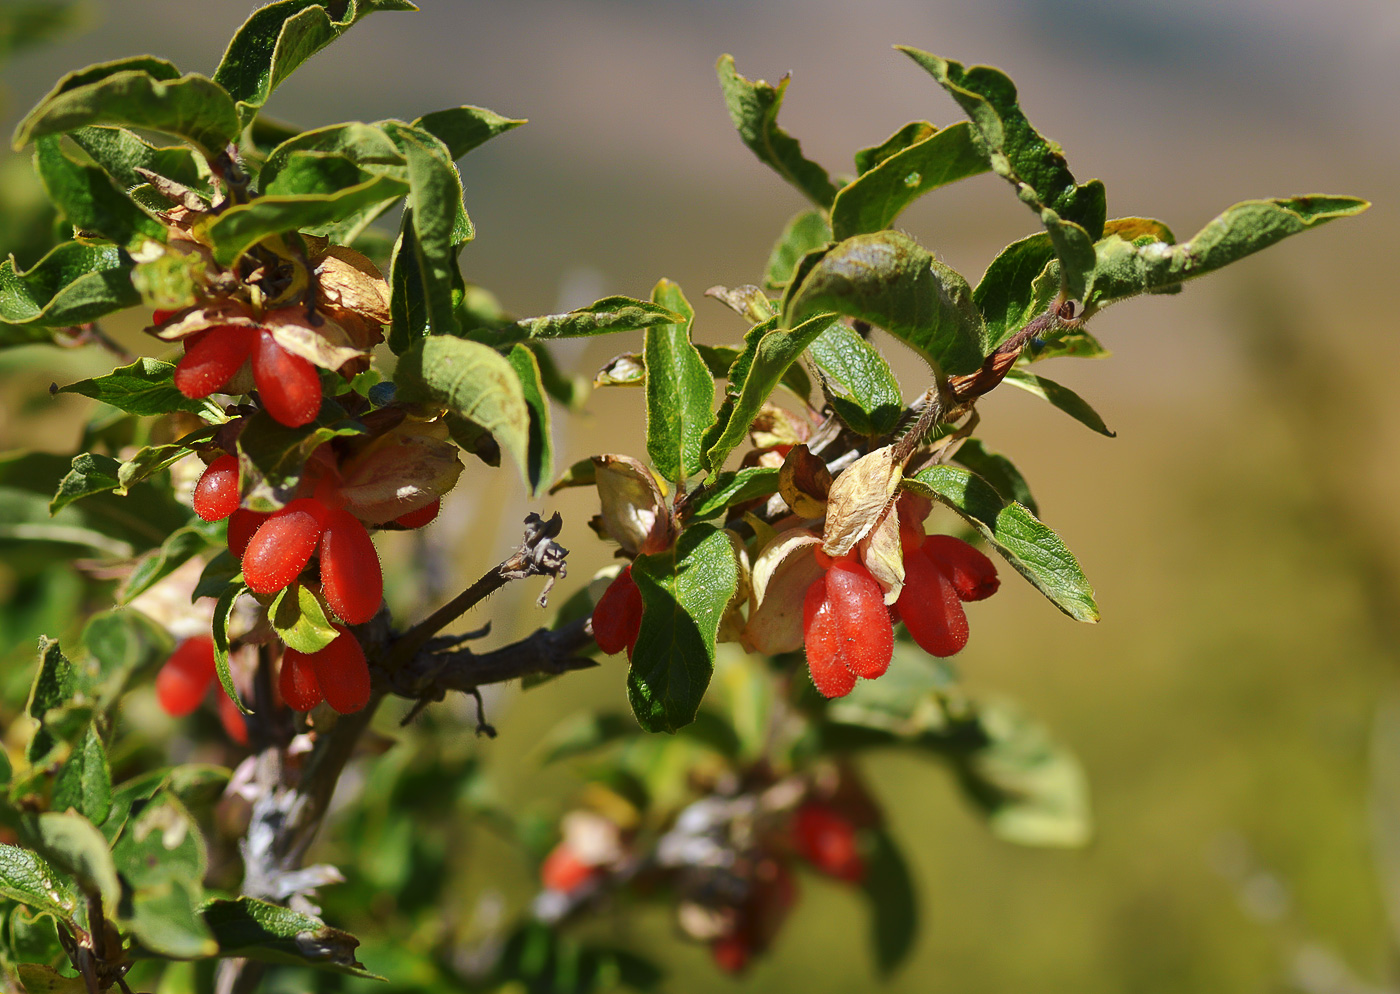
{"left": 170, "top": 316, "right": 323, "bottom": 428}
{"left": 153, "top": 634, "right": 248, "bottom": 745}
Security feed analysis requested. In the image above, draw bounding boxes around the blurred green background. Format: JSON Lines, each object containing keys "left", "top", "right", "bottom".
{"left": 1, "top": 1, "right": 1397, "bottom": 991}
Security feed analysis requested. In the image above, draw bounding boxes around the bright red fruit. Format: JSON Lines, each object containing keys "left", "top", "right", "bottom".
{"left": 279, "top": 646, "right": 323, "bottom": 712}
{"left": 540, "top": 843, "right": 596, "bottom": 893}
{"left": 393, "top": 499, "right": 440, "bottom": 529}
{"left": 592, "top": 566, "right": 643, "bottom": 657}
{"left": 155, "top": 635, "right": 216, "bottom": 717}
{"left": 307, "top": 625, "right": 372, "bottom": 714}
{"left": 923, "top": 535, "right": 999, "bottom": 601}
{"left": 227, "top": 508, "right": 270, "bottom": 559}
{"left": 791, "top": 803, "right": 865, "bottom": 883}
{"left": 319, "top": 509, "right": 383, "bottom": 625}
{"left": 802, "top": 576, "right": 857, "bottom": 699}
{"left": 193, "top": 454, "right": 241, "bottom": 522}
{"left": 174, "top": 326, "right": 256, "bottom": 398}
{"left": 241, "top": 498, "right": 329, "bottom": 594}
{"left": 216, "top": 690, "right": 249, "bottom": 746}
{"left": 895, "top": 546, "right": 968, "bottom": 657}
{"left": 802, "top": 560, "right": 893, "bottom": 698}
{"left": 252, "top": 330, "right": 322, "bottom": 427}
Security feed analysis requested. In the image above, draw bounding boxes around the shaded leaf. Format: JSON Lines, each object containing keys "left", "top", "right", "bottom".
{"left": 538, "top": 712, "right": 639, "bottom": 765}
{"left": 55, "top": 357, "right": 212, "bottom": 417}
{"left": 78, "top": 608, "right": 170, "bottom": 711}
{"left": 49, "top": 452, "right": 121, "bottom": 514}
{"left": 861, "top": 828, "right": 918, "bottom": 976}
{"left": 201, "top": 896, "right": 381, "bottom": 979}
{"left": 973, "top": 231, "right": 1057, "bottom": 349}
{"left": 51, "top": 725, "right": 111, "bottom": 825}
{"left": 29, "top": 810, "right": 119, "bottom": 907}
{"left": 951, "top": 438, "right": 1037, "bottom": 516}
{"left": 513, "top": 296, "right": 683, "bottom": 340}
{"left": 211, "top": 583, "right": 249, "bottom": 714}
{"left": 806, "top": 322, "right": 903, "bottom": 435}
{"left": 413, "top": 105, "right": 525, "bottom": 159}
{"left": 25, "top": 638, "right": 86, "bottom": 765}
{"left": 1003, "top": 367, "right": 1114, "bottom": 436}
{"left": 34, "top": 136, "right": 165, "bottom": 247}
{"left": 0, "top": 242, "right": 138, "bottom": 334}
{"left": 644, "top": 280, "right": 714, "bottom": 484}
{"left": 687, "top": 467, "right": 780, "bottom": 521}
{"left": 763, "top": 209, "right": 831, "bottom": 292}
{"left": 68, "top": 125, "right": 209, "bottom": 196}
{"left": 236, "top": 404, "right": 365, "bottom": 510}
{"left": 506, "top": 343, "right": 553, "bottom": 496}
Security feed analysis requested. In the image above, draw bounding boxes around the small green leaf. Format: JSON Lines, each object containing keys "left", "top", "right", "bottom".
{"left": 236, "top": 404, "right": 366, "bottom": 510}
{"left": 505, "top": 343, "right": 554, "bottom": 496}
{"left": 0, "top": 242, "right": 138, "bottom": 333}
{"left": 68, "top": 126, "right": 209, "bottom": 196}
{"left": 115, "top": 428, "right": 217, "bottom": 493}
{"left": 0, "top": 845, "right": 78, "bottom": 922}
{"left": 806, "top": 322, "right": 904, "bottom": 435}
{"left": 763, "top": 209, "right": 832, "bottom": 292}
{"left": 79, "top": 608, "right": 170, "bottom": 711}
{"left": 214, "top": 0, "right": 415, "bottom": 130}
{"left": 51, "top": 725, "right": 111, "bottom": 825}
{"left": 387, "top": 206, "right": 430, "bottom": 353}
{"left": 34, "top": 136, "right": 166, "bottom": 248}
{"left": 269, "top": 582, "right": 338, "bottom": 654}
{"left": 14, "top": 61, "right": 239, "bottom": 158}
{"left": 394, "top": 336, "right": 531, "bottom": 489}
{"left": 192, "top": 550, "right": 241, "bottom": 602}
{"left": 687, "top": 467, "right": 780, "bottom": 521}
{"left": 49, "top": 453, "right": 121, "bottom": 515}
{"left": 30, "top": 810, "right": 120, "bottom": 907}
{"left": 55, "top": 357, "right": 211, "bottom": 417}
{"left": 513, "top": 296, "right": 684, "bottom": 340}
{"left": 201, "top": 896, "right": 381, "bottom": 979}
{"left": 861, "top": 828, "right": 918, "bottom": 976}
{"left": 112, "top": 791, "right": 206, "bottom": 889}
{"left": 716, "top": 55, "right": 837, "bottom": 208}
{"left": 952, "top": 438, "right": 1037, "bottom": 516}
{"left": 830, "top": 121, "right": 988, "bottom": 240}
{"left": 973, "top": 231, "right": 1057, "bottom": 348}
{"left": 854, "top": 120, "right": 937, "bottom": 174}
{"left": 905, "top": 464, "right": 1098, "bottom": 622}
{"left": 128, "top": 877, "right": 218, "bottom": 959}
{"left": 212, "top": 583, "right": 250, "bottom": 715}
{"left": 1086, "top": 195, "right": 1370, "bottom": 307}
{"left": 25, "top": 638, "right": 86, "bottom": 766}
{"left": 413, "top": 105, "right": 525, "bottom": 159}
{"left": 628, "top": 524, "right": 740, "bottom": 733}
{"left": 1003, "top": 367, "right": 1114, "bottom": 436}
{"left": 644, "top": 280, "right": 714, "bottom": 484}
{"left": 783, "top": 230, "right": 987, "bottom": 377}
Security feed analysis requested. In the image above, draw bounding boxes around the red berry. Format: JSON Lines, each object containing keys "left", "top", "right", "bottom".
{"left": 895, "top": 547, "right": 968, "bottom": 657}
{"left": 923, "top": 535, "right": 999, "bottom": 601}
{"left": 151, "top": 309, "right": 177, "bottom": 324}
{"left": 791, "top": 803, "right": 865, "bottom": 883}
{"left": 193, "top": 454, "right": 241, "bottom": 522}
{"left": 174, "top": 326, "right": 255, "bottom": 398}
{"left": 592, "top": 566, "right": 643, "bottom": 657}
{"left": 824, "top": 560, "right": 893, "bottom": 680}
{"left": 278, "top": 646, "right": 323, "bottom": 712}
{"left": 241, "top": 498, "right": 329, "bottom": 594}
{"left": 540, "top": 843, "right": 596, "bottom": 893}
{"left": 252, "top": 330, "right": 322, "bottom": 427}
{"left": 216, "top": 689, "right": 249, "bottom": 746}
{"left": 711, "top": 933, "right": 750, "bottom": 975}
{"left": 227, "top": 508, "right": 271, "bottom": 559}
{"left": 318, "top": 509, "right": 383, "bottom": 625}
{"left": 307, "top": 625, "right": 372, "bottom": 715}
{"left": 155, "top": 635, "right": 216, "bottom": 717}
{"left": 801, "top": 575, "right": 857, "bottom": 699}
{"left": 393, "top": 499, "right": 440, "bottom": 529}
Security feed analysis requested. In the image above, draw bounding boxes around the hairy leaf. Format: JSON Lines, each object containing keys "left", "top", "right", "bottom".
{"left": 687, "top": 467, "right": 780, "bottom": 521}
{"left": 413, "top": 105, "right": 525, "bottom": 159}
{"left": 0, "top": 242, "right": 138, "bottom": 335}
{"left": 55, "top": 357, "right": 213, "bottom": 417}
{"left": 34, "top": 136, "right": 166, "bottom": 247}
{"left": 0, "top": 845, "right": 78, "bottom": 922}
{"left": 764, "top": 209, "right": 831, "bottom": 292}
{"left": 806, "top": 322, "right": 904, "bottom": 435}
{"left": 644, "top": 280, "right": 714, "bottom": 484}
{"left": 974, "top": 231, "right": 1057, "bottom": 348}
{"left": 514, "top": 296, "right": 683, "bottom": 340}
{"left": 68, "top": 125, "right": 209, "bottom": 195}
{"left": 1003, "top": 367, "right": 1114, "bottom": 436}
{"left": 269, "top": 582, "right": 338, "bottom": 654}
{"left": 201, "top": 896, "right": 381, "bottom": 979}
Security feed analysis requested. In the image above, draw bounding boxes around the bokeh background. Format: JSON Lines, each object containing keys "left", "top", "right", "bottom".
{"left": 2, "top": 1, "right": 1398, "bottom": 991}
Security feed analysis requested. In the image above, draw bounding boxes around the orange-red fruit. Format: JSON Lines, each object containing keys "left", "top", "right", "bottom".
{"left": 592, "top": 566, "right": 643, "bottom": 657}
{"left": 174, "top": 326, "right": 256, "bottom": 398}
{"left": 540, "top": 843, "right": 596, "bottom": 893}
{"left": 307, "top": 625, "right": 372, "bottom": 714}
{"left": 227, "top": 508, "right": 271, "bottom": 559}
{"left": 319, "top": 510, "right": 383, "bottom": 625}
{"left": 156, "top": 635, "right": 216, "bottom": 717}
{"left": 252, "top": 330, "right": 322, "bottom": 427}
{"left": 278, "top": 646, "right": 323, "bottom": 713}
{"left": 193, "top": 454, "right": 241, "bottom": 522}
{"left": 802, "top": 561, "right": 894, "bottom": 698}
{"left": 801, "top": 577, "right": 856, "bottom": 699}
{"left": 791, "top": 803, "right": 865, "bottom": 883}
{"left": 216, "top": 690, "right": 249, "bottom": 746}
{"left": 393, "top": 499, "right": 440, "bottom": 529}
{"left": 241, "top": 498, "right": 329, "bottom": 594}
{"left": 923, "top": 535, "right": 999, "bottom": 601}
{"left": 895, "top": 547, "right": 968, "bottom": 657}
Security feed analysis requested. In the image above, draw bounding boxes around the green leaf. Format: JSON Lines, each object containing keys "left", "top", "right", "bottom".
{"left": 806, "top": 322, "right": 904, "bottom": 435}
{"left": 109, "top": 789, "right": 215, "bottom": 959}
{"left": 830, "top": 121, "right": 988, "bottom": 240}
{"left": 413, "top": 105, "right": 525, "bottom": 159}
{"left": 34, "top": 136, "right": 166, "bottom": 248}
{"left": 14, "top": 60, "right": 239, "bottom": 159}
{"left": 25, "top": 638, "right": 86, "bottom": 766}
{"left": 628, "top": 524, "right": 739, "bottom": 733}
{"left": 861, "top": 828, "right": 918, "bottom": 976}
{"left": 236, "top": 405, "right": 365, "bottom": 510}
{"left": 512, "top": 296, "right": 684, "bottom": 340}
{"left": 538, "top": 712, "right": 639, "bottom": 765}
{"left": 854, "top": 120, "right": 937, "bottom": 174}
{"left": 49, "top": 453, "right": 121, "bottom": 514}
{"left": 686, "top": 467, "right": 780, "bottom": 521}
{"left": 55, "top": 357, "right": 212, "bottom": 417}
{"left": 213, "top": 0, "right": 415, "bottom": 130}
{"left": 269, "top": 582, "right": 338, "bottom": 654}
{"left": 905, "top": 464, "right": 1098, "bottom": 622}
{"left": 212, "top": 584, "right": 250, "bottom": 714}
{"left": 973, "top": 231, "right": 1057, "bottom": 348}
{"left": 200, "top": 896, "right": 381, "bottom": 979}
{"left": 67, "top": 126, "right": 209, "bottom": 196}
{"left": 128, "top": 877, "right": 217, "bottom": 959}
{"left": 0, "top": 241, "right": 138, "bottom": 334}
{"left": 394, "top": 336, "right": 531, "bottom": 488}
{"left": 763, "top": 210, "right": 831, "bottom": 292}
{"left": 29, "top": 810, "right": 119, "bottom": 907}
{"left": 192, "top": 550, "right": 241, "bottom": 602}
{"left": 387, "top": 206, "right": 430, "bottom": 353}
{"left": 79, "top": 608, "right": 170, "bottom": 711}
{"left": 505, "top": 343, "right": 553, "bottom": 496}
{"left": 15, "top": 964, "right": 87, "bottom": 994}
{"left": 952, "top": 438, "right": 1037, "bottom": 516}
{"left": 1086, "top": 195, "right": 1370, "bottom": 307}
{"left": 115, "top": 427, "right": 217, "bottom": 494}
{"left": 51, "top": 726, "right": 111, "bottom": 825}
{"left": 644, "top": 280, "right": 714, "bottom": 484}
{"left": 0, "top": 845, "right": 78, "bottom": 922}
{"left": 716, "top": 55, "right": 837, "bottom": 209}
{"left": 783, "top": 230, "right": 986, "bottom": 377}
{"left": 701, "top": 313, "right": 835, "bottom": 473}
{"left": 1003, "top": 367, "right": 1114, "bottom": 436}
